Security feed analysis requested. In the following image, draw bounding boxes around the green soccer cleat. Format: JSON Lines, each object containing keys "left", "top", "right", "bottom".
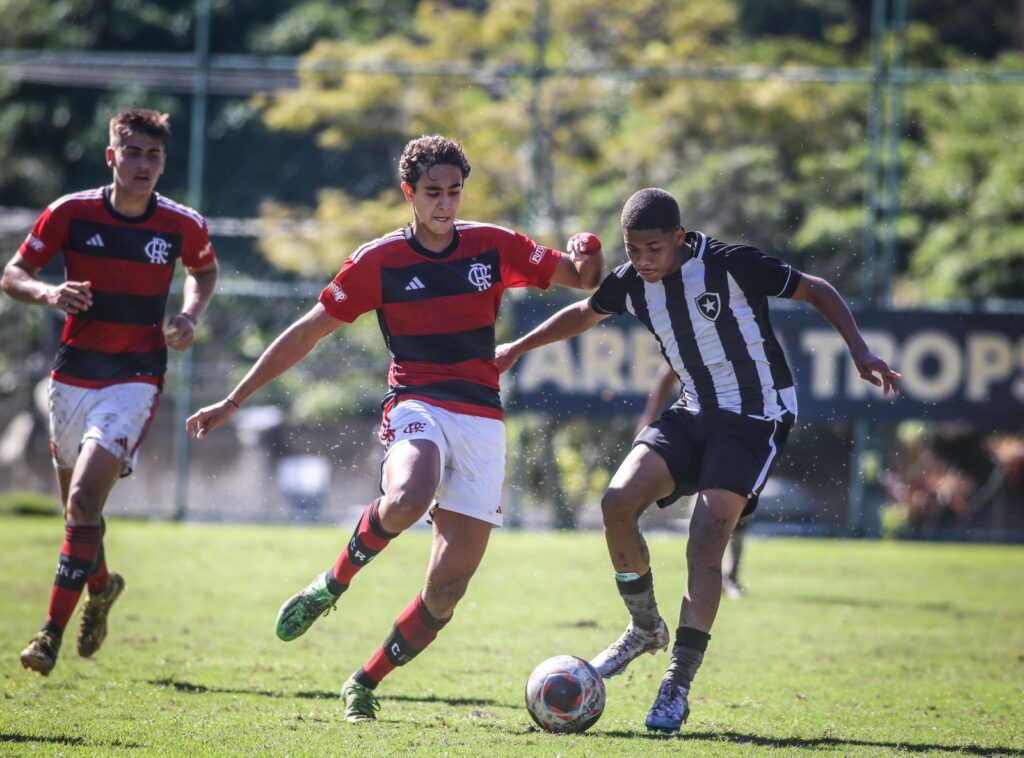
{"left": 275, "top": 572, "right": 343, "bottom": 641}
{"left": 342, "top": 677, "right": 381, "bottom": 723}
{"left": 78, "top": 572, "right": 126, "bottom": 658}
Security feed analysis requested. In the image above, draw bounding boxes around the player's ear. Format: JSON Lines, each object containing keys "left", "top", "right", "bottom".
{"left": 105, "top": 146, "right": 115, "bottom": 167}
{"left": 676, "top": 225, "right": 686, "bottom": 244}
{"left": 400, "top": 181, "right": 415, "bottom": 203}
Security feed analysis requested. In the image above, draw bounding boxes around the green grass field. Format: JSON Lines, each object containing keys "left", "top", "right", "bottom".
{"left": 1, "top": 515, "right": 1022, "bottom": 756}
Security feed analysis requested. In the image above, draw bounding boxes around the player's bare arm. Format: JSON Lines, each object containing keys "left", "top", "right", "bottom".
{"left": 165, "top": 259, "right": 219, "bottom": 351}
{"left": 1, "top": 254, "right": 93, "bottom": 315}
{"left": 791, "top": 273, "right": 901, "bottom": 396}
{"left": 187, "top": 302, "right": 342, "bottom": 439}
{"left": 495, "top": 299, "right": 608, "bottom": 373}
{"left": 548, "top": 232, "right": 604, "bottom": 290}
{"left": 636, "top": 364, "right": 678, "bottom": 434}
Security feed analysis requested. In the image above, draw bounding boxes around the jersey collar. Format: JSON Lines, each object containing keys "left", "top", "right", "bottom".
{"left": 103, "top": 185, "right": 158, "bottom": 223}
{"left": 404, "top": 223, "right": 461, "bottom": 259}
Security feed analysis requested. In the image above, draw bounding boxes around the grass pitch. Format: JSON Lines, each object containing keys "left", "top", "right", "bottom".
{"left": 0, "top": 515, "right": 1022, "bottom": 756}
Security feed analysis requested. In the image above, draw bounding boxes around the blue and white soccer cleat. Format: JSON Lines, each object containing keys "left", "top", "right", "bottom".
{"left": 645, "top": 678, "right": 690, "bottom": 732}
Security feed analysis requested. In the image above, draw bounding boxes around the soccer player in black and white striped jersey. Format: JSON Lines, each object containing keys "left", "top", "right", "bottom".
{"left": 496, "top": 187, "right": 900, "bottom": 733}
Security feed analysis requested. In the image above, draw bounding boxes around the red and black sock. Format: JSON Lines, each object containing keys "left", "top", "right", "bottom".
{"left": 43, "top": 524, "right": 103, "bottom": 636}
{"left": 86, "top": 518, "right": 109, "bottom": 594}
{"left": 354, "top": 593, "right": 450, "bottom": 689}
{"left": 327, "top": 499, "right": 398, "bottom": 595}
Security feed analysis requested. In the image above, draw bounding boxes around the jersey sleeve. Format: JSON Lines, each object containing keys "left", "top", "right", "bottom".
{"left": 317, "top": 252, "right": 383, "bottom": 323}
{"left": 588, "top": 266, "right": 631, "bottom": 315}
{"left": 498, "top": 229, "right": 559, "bottom": 290}
{"left": 180, "top": 217, "right": 217, "bottom": 269}
{"left": 725, "top": 245, "right": 803, "bottom": 298}
{"left": 17, "top": 205, "right": 67, "bottom": 269}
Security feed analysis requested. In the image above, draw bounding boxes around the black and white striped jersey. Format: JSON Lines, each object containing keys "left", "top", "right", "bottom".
{"left": 590, "top": 231, "right": 802, "bottom": 422}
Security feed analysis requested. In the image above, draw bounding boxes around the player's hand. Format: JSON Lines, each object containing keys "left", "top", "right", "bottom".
{"left": 853, "top": 350, "right": 901, "bottom": 396}
{"left": 567, "top": 232, "right": 601, "bottom": 263}
{"left": 186, "top": 399, "right": 238, "bottom": 440}
{"left": 164, "top": 313, "right": 197, "bottom": 351}
{"left": 47, "top": 280, "right": 92, "bottom": 315}
{"left": 495, "top": 342, "right": 521, "bottom": 374}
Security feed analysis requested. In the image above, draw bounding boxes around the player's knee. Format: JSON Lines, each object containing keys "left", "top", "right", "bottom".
{"left": 600, "top": 487, "right": 644, "bottom": 527}
{"left": 381, "top": 486, "right": 433, "bottom": 527}
{"left": 66, "top": 485, "right": 103, "bottom": 525}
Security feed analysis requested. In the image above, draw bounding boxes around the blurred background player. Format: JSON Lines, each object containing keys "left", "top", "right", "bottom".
{"left": 186, "top": 135, "right": 603, "bottom": 723}
{"left": 496, "top": 187, "right": 900, "bottom": 733}
{"left": 2, "top": 109, "right": 219, "bottom": 676}
{"left": 638, "top": 364, "right": 748, "bottom": 599}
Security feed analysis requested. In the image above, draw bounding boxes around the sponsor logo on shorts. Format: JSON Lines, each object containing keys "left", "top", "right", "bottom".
{"left": 530, "top": 246, "right": 546, "bottom": 264}
{"left": 402, "top": 422, "right": 427, "bottom": 435}
{"left": 115, "top": 436, "right": 129, "bottom": 451}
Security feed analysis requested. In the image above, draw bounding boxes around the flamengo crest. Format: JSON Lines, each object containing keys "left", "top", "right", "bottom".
{"left": 695, "top": 291, "right": 721, "bottom": 321}
{"left": 144, "top": 236, "right": 171, "bottom": 264}
{"left": 468, "top": 262, "right": 492, "bottom": 291}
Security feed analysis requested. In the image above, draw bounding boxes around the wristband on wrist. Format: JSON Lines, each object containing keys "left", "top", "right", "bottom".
{"left": 226, "top": 397, "right": 240, "bottom": 409}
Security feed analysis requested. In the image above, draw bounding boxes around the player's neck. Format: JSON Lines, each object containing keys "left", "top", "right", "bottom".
{"left": 410, "top": 220, "right": 455, "bottom": 253}
{"left": 108, "top": 183, "right": 153, "bottom": 219}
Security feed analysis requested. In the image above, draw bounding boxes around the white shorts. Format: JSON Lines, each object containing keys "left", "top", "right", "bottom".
{"left": 378, "top": 399, "right": 506, "bottom": 527}
{"left": 49, "top": 379, "right": 161, "bottom": 477}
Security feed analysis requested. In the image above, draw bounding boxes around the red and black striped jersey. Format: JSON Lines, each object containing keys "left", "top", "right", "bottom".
{"left": 319, "top": 221, "right": 560, "bottom": 419}
{"left": 18, "top": 185, "right": 216, "bottom": 388}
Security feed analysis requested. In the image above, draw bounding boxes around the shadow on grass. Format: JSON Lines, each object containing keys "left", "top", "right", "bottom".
{"left": 149, "top": 677, "right": 336, "bottom": 700}
{"left": 0, "top": 732, "right": 145, "bottom": 749}
{"left": 789, "top": 595, "right": 959, "bottom": 614}
{"left": 598, "top": 727, "right": 1018, "bottom": 755}
{"left": 149, "top": 678, "right": 508, "bottom": 708}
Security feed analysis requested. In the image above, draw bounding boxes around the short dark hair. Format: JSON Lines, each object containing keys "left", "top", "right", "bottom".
{"left": 620, "top": 188, "right": 681, "bottom": 232}
{"left": 109, "top": 109, "right": 172, "bottom": 147}
{"left": 399, "top": 135, "right": 472, "bottom": 188}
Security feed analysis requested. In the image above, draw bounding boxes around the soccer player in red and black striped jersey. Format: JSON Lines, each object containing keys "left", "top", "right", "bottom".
{"left": 186, "top": 134, "right": 602, "bottom": 722}
{"left": 3, "top": 109, "right": 219, "bottom": 676}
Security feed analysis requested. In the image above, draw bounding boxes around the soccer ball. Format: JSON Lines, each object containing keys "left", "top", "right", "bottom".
{"left": 524, "top": 655, "right": 606, "bottom": 734}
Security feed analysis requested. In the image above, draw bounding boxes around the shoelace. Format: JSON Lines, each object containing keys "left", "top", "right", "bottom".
{"left": 346, "top": 686, "right": 381, "bottom": 718}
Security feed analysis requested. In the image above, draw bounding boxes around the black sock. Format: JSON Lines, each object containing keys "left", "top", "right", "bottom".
{"left": 666, "top": 626, "right": 711, "bottom": 687}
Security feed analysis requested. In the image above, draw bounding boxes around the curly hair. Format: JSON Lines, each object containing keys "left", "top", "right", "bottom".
{"left": 620, "top": 188, "right": 681, "bottom": 232}
{"left": 399, "top": 135, "right": 472, "bottom": 188}
{"left": 109, "top": 109, "right": 172, "bottom": 147}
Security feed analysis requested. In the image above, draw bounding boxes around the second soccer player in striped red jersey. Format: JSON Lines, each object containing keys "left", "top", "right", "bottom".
{"left": 4, "top": 109, "right": 219, "bottom": 676}
{"left": 186, "top": 134, "right": 603, "bottom": 722}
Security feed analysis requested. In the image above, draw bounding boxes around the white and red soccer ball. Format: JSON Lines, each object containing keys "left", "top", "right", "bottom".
{"left": 525, "top": 655, "right": 606, "bottom": 734}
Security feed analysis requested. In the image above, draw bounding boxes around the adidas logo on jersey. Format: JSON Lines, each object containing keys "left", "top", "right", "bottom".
{"left": 86, "top": 234, "right": 105, "bottom": 247}
{"left": 405, "top": 276, "right": 426, "bottom": 291}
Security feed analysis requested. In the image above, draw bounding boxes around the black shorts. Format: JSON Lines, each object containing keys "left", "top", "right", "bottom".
{"left": 634, "top": 406, "right": 791, "bottom": 517}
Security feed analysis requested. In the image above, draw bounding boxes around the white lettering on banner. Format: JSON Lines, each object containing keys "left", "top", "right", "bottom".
{"left": 579, "top": 329, "right": 626, "bottom": 392}
{"left": 511, "top": 316, "right": 1024, "bottom": 416}
{"left": 1016, "top": 341, "right": 1024, "bottom": 402}
{"left": 630, "top": 332, "right": 665, "bottom": 390}
{"left": 966, "top": 333, "right": 1013, "bottom": 402}
{"left": 518, "top": 341, "right": 576, "bottom": 392}
{"left": 899, "top": 331, "right": 962, "bottom": 401}
{"left": 800, "top": 331, "right": 848, "bottom": 399}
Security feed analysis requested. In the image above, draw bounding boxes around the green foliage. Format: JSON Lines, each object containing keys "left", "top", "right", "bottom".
{"left": 0, "top": 489, "right": 59, "bottom": 517}
{"left": 1, "top": 516, "right": 1022, "bottom": 754}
